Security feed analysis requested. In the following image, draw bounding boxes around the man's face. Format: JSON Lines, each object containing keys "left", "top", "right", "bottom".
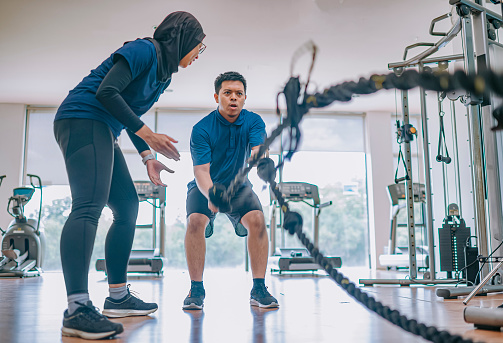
{"left": 214, "top": 80, "right": 246, "bottom": 123}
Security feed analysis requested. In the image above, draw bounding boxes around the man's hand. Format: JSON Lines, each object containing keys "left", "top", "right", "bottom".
{"left": 136, "top": 125, "right": 180, "bottom": 161}
{"left": 247, "top": 145, "right": 267, "bottom": 164}
{"left": 146, "top": 159, "right": 174, "bottom": 187}
{"left": 208, "top": 200, "right": 219, "bottom": 213}
{"left": 208, "top": 184, "right": 231, "bottom": 212}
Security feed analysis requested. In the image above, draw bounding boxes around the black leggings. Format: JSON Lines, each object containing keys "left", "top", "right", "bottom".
{"left": 54, "top": 118, "right": 139, "bottom": 295}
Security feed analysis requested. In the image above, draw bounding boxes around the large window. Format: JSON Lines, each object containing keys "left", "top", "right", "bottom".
{"left": 276, "top": 113, "right": 369, "bottom": 267}
{"left": 24, "top": 107, "right": 369, "bottom": 271}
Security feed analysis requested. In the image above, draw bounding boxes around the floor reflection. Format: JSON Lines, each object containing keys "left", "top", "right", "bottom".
{"left": 250, "top": 306, "right": 279, "bottom": 343}
{"left": 184, "top": 310, "right": 205, "bottom": 343}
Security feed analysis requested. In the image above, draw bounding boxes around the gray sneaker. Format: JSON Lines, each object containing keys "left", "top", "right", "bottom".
{"left": 250, "top": 284, "right": 279, "bottom": 308}
{"left": 62, "top": 301, "right": 124, "bottom": 340}
{"left": 182, "top": 287, "right": 205, "bottom": 310}
{"left": 102, "top": 285, "right": 158, "bottom": 318}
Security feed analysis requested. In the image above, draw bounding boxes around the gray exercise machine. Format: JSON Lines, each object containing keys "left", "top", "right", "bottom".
{"left": 96, "top": 180, "right": 166, "bottom": 275}
{"left": 0, "top": 174, "right": 46, "bottom": 277}
{"left": 268, "top": 182, "right": 342, "bottom": 273}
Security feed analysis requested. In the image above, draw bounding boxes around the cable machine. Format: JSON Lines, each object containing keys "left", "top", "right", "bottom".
{"left": 361, "top": 0, "right": 503, "bottom": 287}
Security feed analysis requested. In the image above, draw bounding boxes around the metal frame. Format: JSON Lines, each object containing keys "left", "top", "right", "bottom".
{"left": 361, "top": 0, "right": 503, "bottom": 286}
{"left": 453, "top": 0, "right": 503, "bottom": 279}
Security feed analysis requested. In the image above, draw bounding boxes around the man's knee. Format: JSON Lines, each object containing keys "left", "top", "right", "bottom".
{"left": 186, "top": 214, "right": 209, "bottom": 235}
{"left": 243, "top": 211, "right": 266, "bottom": 236}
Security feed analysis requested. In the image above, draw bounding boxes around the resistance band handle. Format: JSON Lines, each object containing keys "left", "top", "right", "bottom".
{"left": 394, "top": 176, "right": 410, "bottom": 184}
{"left": 436, "top": 154, "right": 452, "bottom": 164}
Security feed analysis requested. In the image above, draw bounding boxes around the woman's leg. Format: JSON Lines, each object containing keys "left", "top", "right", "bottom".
{"left": 104, "top": 142, "right": 138, "bottom": 285}
{"left": 101, "top": 144, "right": 158, "bottom": 318}
{"left": 54, "top": 118, "right": 115, "bottom": 296}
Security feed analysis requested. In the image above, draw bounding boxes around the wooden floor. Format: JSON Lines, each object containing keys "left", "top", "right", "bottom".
{"left": 2, "top": 268, "right": 503, "bottom": 343}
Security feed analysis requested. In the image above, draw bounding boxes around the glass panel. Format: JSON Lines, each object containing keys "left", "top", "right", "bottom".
{"left": 297, "top": 115, "right": 365, "bottom": 152}
{"left": 22, "top": 184, "right": 114, "bottom": 271}
{"left": 157, "top": 110, "right": 207, "bottom": 152}
{"left": 258, "top": 112, "right": 281, "bottom": 154}
{"left": 281, "top": 151, "right": 369, "bottom": 267}
{"left": 26, "top": 109, "right": 68, "bottom": 185}
{"left": 118, "top": 111, "right": 156, "bottom": 151}
{"left": 123, "top": 153, "right": 149, "bottom": 182}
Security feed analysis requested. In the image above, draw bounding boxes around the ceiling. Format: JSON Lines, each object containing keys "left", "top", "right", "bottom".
{"left": 1, "top": 0, "right": 497, "bottom": 113}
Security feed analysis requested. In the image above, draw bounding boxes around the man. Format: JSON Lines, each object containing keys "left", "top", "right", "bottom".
{"left": 183, "top": 71, "right": 278, "bottom": 310}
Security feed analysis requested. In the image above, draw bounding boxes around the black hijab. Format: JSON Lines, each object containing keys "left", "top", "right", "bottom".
{"left": 146, "top": 12, "right": 205, "bottom": 82}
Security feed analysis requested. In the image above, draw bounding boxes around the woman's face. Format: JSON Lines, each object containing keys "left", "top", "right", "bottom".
{"left": 179, "top": 42, "right": 203, "bottom": 68}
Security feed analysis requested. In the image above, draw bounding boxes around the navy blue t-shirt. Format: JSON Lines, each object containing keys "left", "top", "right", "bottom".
{"left": 187, "top": 109, "right": 266, "bottom": 192}
{"left": 55, "top": 39, "right": 171, "bottom": 138}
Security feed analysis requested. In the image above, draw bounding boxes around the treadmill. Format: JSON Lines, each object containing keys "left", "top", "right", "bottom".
{"left": 268, "top": 182, "right": 342, "bottom": 273}
{"left": 96, "top": 181, "right": 166, "bottom": 275}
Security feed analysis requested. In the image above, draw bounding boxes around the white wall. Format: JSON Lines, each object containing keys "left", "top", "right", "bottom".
{"left": 0, "top": 104, "right": 26, "bottom": 230}
{"left": 365, "top": 111, "right": 395, "bottom": 269}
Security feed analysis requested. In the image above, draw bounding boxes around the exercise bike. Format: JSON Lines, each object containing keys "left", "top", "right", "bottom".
{"left": 0, "top": 174, "right": 45, "bottom": 277}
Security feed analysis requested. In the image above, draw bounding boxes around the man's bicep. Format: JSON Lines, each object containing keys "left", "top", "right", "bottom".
{"left": 194, "top": 163, "right": 210, "bottom": 176}
{"left": 190, "top": 128, "right": 212, "bottom": 165}
{"left": 249, "top": 117, "right": 267, "bottom": 147}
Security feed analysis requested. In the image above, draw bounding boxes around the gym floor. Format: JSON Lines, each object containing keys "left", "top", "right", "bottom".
{"left": 1, "top": 268, "right": 503, "bottom": 343}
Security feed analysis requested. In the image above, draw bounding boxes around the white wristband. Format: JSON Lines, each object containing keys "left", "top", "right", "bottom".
{"left": 142, "top": 153, "right": 155, "bottom": 165}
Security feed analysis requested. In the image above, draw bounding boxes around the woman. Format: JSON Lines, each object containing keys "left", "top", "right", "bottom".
{"left": 54, "top": 11, "right": 205, "bottom": 340}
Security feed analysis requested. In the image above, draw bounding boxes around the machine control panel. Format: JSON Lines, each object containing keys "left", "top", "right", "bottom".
{"left": 134, "top": 181, "right": 166, "bottom": 202}
{"left": 271, "top": 182, "right": 320, "bottom": 204}
{"left": 387, "top": 183, "right": 425, "bottom": 206}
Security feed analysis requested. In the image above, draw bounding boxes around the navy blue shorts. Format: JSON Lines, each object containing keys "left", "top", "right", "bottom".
{"left": 186, "top": 184, "right": 263, "bottom": 238}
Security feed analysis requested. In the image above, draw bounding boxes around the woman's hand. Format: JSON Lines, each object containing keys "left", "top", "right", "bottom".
{"left": 146, "top": 159, "right": 174, "bottom": 187}
{"left": 136, "top": 125, "right": 181, "bottom": 161}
